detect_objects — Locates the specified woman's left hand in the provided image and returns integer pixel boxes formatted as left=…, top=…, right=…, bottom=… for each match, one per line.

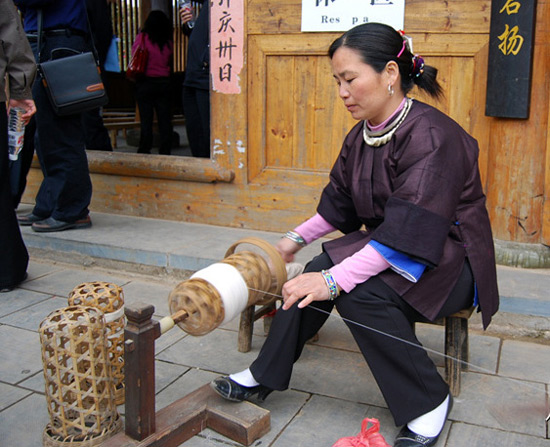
left=281, top=272, right=330, bottom=310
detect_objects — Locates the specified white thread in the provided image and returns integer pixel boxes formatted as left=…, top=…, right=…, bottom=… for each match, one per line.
left=103, top=306, right=124, bottom=323
left=192, top=263, right=248, bottom=323
left=159, top=316, right=175, bottom=334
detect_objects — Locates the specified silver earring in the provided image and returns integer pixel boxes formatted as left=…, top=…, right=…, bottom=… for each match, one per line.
left=388, top=84, right=394, bottom=97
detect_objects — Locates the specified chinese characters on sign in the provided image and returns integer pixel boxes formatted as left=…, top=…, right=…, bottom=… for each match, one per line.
left=486, top=0, right=537, bottom=118
left=211, top=0, right=244, bottom=94
left=301, top=0, right=404, bottom=32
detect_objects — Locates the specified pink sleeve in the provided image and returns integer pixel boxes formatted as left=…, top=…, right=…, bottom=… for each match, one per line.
left=294, top=213, right=337, bottom=244
left=329, top=244, right=391, bottom=293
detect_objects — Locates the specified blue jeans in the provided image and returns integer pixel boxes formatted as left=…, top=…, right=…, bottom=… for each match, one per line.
left=30, top=33, right=92, bottom=222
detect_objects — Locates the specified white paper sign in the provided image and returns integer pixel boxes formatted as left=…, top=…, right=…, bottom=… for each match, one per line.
left=301, top=0, right=405, bottom=32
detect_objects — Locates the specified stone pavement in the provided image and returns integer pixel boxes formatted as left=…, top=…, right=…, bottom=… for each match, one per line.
left=1, top=206, right=550, bottom=446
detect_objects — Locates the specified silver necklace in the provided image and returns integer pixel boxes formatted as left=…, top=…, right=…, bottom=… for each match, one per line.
left=363, top=98, right=413, bottom=147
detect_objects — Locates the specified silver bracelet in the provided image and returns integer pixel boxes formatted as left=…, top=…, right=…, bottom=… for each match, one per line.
left=321, top=270, right=339, bottom=301
left=284, top=230, right=307, bottom=247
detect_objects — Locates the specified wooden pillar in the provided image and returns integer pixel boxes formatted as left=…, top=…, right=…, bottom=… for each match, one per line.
left=140, top=0, right=152, bottom=26
left=124, top=303, right=160, bottom=440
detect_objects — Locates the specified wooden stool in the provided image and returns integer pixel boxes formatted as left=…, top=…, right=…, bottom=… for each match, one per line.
left=238, top=302, right=276, bottom=352
left=423, top=307, right=475, bottom=397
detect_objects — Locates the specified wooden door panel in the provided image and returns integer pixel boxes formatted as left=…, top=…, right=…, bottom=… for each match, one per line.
left=248, top=33, right=487, bottom=190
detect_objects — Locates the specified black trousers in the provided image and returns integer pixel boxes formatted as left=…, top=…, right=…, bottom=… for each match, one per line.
left=135, top=77, right=173, bottom=155
left=182, top=86, right=210, bottom=158
left=30, top=34, right=92, bottom=222
left=250, top=252, right=473, bottom=426
left=0, top=102, right=28, bottom=289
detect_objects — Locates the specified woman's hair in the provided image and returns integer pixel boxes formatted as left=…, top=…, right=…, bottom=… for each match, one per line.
left=142, top=10, right=173, bottom=50
left=328, top=23, right=443, bottom=99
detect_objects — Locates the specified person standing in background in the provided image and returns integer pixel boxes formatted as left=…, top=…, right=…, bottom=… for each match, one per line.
left=0, top=0, right=37, bottom=291
left=82, top=0, right=114, bottom=152
left=131, top=10, right=174, bottom=155
left=180, top=0, right=210, bottom=158
left=15, top=0, right=94, bottom=232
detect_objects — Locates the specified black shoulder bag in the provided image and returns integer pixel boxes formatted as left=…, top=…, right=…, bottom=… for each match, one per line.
left=36, top=9, right=109, bottom=116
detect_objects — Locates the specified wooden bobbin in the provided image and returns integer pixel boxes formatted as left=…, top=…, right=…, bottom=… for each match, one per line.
left=166, top=237, right=286, bottom=337
left=168, top=278, right=225, bottom=336
left=221, top=251, right=272, bottom=306
left=68, top=282, right=125, bottom=405
left=39, top=306, right=122, bottom=446
left=224, top=237, right=287, bottom=306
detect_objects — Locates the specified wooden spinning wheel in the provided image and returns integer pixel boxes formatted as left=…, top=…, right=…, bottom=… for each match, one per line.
left=168, top=278, right=224, bottom=336
left=166, top=237, right=287, bottom=336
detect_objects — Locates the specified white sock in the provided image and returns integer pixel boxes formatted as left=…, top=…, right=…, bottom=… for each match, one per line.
left=407, top=395, right=450, bottom=437
left=229, top=368, right=260, bottom=387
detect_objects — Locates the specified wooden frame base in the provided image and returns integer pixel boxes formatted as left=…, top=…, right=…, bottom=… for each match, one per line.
left=101, top=384, right=270, bottom=447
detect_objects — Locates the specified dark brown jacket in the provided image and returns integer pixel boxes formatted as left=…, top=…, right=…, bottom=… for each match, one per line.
left=0, top=0, right=36, bottom=103
left=319, top=100, right=499, bottom=328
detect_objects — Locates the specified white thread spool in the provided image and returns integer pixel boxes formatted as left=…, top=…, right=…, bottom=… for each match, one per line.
left=191, top=263, right=249, bottom=324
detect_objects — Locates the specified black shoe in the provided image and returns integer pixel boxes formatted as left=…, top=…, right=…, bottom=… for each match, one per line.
left=210, top=376, right=273, bottom=403
left=0, top=273, right=28, bottom=293
left=394, top=395, right=453, bottom=447
left=17, top=213, right=46, bottom=226
left=31, top=215, right=92, bottom=233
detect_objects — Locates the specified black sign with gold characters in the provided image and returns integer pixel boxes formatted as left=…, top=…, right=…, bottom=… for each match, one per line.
left=485, top=0, right=537, bottom=119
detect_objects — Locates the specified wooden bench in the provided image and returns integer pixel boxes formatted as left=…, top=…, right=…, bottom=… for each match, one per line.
left=238, top=304, right=474, bottom=397
left=102, top=109, right=186, bottom=148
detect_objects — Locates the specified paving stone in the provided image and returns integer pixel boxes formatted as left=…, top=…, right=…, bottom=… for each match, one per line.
left=155, top=324, right=189, bottom=354
left=447, top=421, right=550, bottom=446
left=416, top=323, right=501, bottom=374
left=0, top=288, right=53, bottom=319
left=291, top=343, right=387, bottom=408
left=0, top=325, right=42, bottom=384
left=121, top=278, right=176, bottom=317
left=498, top=265, right=550, bottom=301
left=499, top=339, right=550, bottom=383
left=308, top=309, right=360, bottom=352
left=0, top=296, right=67, bottom=332
left=19, top=267, right=131, bottom=298
left=18, top=370, right=45, bottom=394
left=155, top=359, right=190, bottom=394
left=450, top=372, right=546, bottom=437
left=156, top=327, right=262, bottom=374
left=0, top=382, right=31, bottom=411
left=271, top=394, right=374, bottom=447
left=26, top=259, right=63, bottom=280
left=0, top=394, right=50, bottom=447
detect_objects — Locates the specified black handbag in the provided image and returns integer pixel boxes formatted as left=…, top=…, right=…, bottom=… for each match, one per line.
left=36, top=10, right=108, bottom=116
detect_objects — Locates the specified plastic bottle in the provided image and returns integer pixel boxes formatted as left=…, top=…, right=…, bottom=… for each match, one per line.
left=8, top=107, right=25, bottom=161
left=180, top=0, right=195, bottom=28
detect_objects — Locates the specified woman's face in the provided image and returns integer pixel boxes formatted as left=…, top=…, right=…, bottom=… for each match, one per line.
left=331, top=46, right=397, bottom=125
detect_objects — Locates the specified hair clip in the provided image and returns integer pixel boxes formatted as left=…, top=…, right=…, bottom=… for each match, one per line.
left=411, top=55, right=425, bottom=77
left=396, top=31, right=414, bottom=58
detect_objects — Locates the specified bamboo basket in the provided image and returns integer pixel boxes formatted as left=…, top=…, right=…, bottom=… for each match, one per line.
left=68, top=282, right=125, bottom=405
left=39, top=306, right=121, bottom=446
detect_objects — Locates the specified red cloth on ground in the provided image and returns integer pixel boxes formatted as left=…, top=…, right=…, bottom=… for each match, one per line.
left=332, top=418, right=390, bottom=447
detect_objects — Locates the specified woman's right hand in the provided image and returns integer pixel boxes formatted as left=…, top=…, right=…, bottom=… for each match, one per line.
left=275, top=237, right=302, bottom=263
left=179, top=8, right=193, bottom=24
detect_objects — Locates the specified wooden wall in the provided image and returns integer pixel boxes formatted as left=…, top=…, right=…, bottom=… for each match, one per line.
left=23, top=0, right=550, bottom=245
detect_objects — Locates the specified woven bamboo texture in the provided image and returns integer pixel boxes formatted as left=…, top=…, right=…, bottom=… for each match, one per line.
left=39, top=306, right=121, bottom=444
left=68, top=282, right=125, bottom=405
left=221, top=251, right=272, bottom=306
left=224, top=237, right=287, bottom=305
left=168, top=278, right=225, bottom=335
